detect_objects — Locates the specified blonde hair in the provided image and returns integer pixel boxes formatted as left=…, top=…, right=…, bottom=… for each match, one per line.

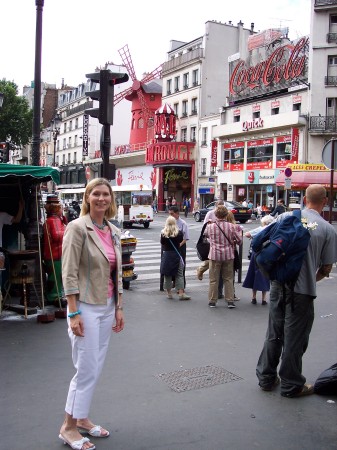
left=226, top=210, right=236, bottom=224
left=81, top=178, right=117, bottom=219
left=161, top=216, right=179, bottom=238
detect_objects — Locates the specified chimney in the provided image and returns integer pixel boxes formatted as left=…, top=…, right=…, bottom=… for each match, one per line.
left=238, top=20, right=243, bottom=27
left=61, top=78, right=64, bottom=89
left=251, top=22, right=254, bottom=33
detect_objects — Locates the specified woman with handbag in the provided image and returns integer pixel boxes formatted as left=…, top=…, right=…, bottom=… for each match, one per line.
left=204, top=205, right=242, bottom=308
left=160, top=216, right=190, bottom=300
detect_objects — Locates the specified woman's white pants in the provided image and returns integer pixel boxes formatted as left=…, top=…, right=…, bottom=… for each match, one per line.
left=65, top=298, right=115, bottom=418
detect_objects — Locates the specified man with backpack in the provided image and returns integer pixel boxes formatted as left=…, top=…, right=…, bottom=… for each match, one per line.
left=256, top=185, right=337, bottom=398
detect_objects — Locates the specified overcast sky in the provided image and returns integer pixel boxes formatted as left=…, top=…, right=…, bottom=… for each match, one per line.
left=3, top=0, right=311, bottom=94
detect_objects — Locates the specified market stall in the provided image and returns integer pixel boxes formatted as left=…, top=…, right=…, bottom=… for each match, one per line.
left=0, top=164, right=60, bottom=317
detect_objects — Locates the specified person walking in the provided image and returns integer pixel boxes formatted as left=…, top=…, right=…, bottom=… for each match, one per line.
left=168, top=205, right=189, bottom=288
left=183, top=197, right=190, bottom=217
left=160, top=216, right=190, bottom=300
left=42, top=194, right=67, bottom=307
left=270, top=198, right=287, bottom=217
left=204, top=205, right=243, bottom=308
left=59, top=178, right=124, bottom=450
left=256, top=184, right=337, bottom=397
left=242, top=215, right=274, bottom=305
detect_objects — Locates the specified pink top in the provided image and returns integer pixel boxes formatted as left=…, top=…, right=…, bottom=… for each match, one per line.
left=94, top=228, right=116, bottom=298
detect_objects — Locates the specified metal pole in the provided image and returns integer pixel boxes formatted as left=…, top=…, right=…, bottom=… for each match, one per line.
left=100, top=124, right=111, bottom=178
left=329, top=140, right=335, bottom=224
left=53, top=132, right=57, bottom=166
left=31, top=0, right=44, bottom=166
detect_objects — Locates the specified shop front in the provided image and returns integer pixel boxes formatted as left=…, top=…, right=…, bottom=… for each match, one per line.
left=145, top=141, right=195, bottom=211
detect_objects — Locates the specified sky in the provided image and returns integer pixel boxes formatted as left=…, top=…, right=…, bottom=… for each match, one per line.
left=2, top=0, right=311, bottom=94
left=1, top=0, right=312, bottom=145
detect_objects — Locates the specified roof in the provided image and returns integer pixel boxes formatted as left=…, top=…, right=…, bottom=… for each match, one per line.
left=0, top=164, right=60, bottom=185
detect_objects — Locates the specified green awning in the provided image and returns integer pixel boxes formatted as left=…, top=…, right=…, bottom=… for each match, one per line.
left=0, top=164, right=60, bottom=185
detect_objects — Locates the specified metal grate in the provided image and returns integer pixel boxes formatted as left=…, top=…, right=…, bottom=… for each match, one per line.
left=157, top=365, right=242, bottom=393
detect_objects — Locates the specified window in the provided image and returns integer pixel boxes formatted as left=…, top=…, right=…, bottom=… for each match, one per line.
left=181, top=128, right=187, bottom=141
left=201, top=127, right=207, bottom=146
left=74, top=152, right=77, bottom=163
left=223, top=149, right=230, bottom=170
left=166, top=79, right=172, bottom=95
left=63, top=138, right=66, bottom=150
left=62, top=154, right=65, bottom=165
left=328, top=55, right=337, bottom=65
left=271, top=107, right=279, bottom=115
left=247, top=139, right=273, bottom=169
left=69, top=120, right=73, bottom=131
left=75, top=118, right=78, bottom=129
left=63, top=123, right=67, bottom=133
left=182, top=100, right=188, bottom=117
left=57, top=141, right=60, bottom=151
left=276, top=136, right=292, bottom=167
left=191, top=98, right=197, bottom=114
left=190, top=126, right=196, bottom=142
left=192, top=69, right=199, bottom=86
left=174, top=76, right=180, bottom=92
left=183, top=72, right=189, bottom=89
left=68, top=137, right=72, bottom=148
left=67, top=152, right=71, bottom=164
left=138, top=117, right=144, bottom=129
left=293, top=103, right=301, bottom=111
left=173, top=103, right=179, bottom=116
left=234, top=115, right=240, bottom=122
left=74, top=135, right=78, bottom=146
left=253, top=111, right=260, bottom=119
left=201, top=158, right=207, bottom=175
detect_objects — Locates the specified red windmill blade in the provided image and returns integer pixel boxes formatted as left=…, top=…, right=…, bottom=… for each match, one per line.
left=114, top=44, right=162, bottom=123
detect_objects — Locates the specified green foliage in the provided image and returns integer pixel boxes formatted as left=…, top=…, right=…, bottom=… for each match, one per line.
left=0, top=79, right=33, bottom=147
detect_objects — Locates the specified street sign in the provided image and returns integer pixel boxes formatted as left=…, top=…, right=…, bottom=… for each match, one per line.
left=284, top=167, right=292, bottom=177
left=322, top=139, right=337, bottom=170
left=285, top=177, right=292, bottom=189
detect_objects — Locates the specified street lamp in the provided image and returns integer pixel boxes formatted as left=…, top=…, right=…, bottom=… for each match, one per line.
left=50, top=113, right=62, bottom=166
left=0, top=92, right=4, bottom=108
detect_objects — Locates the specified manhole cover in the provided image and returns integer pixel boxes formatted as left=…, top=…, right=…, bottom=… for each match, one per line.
left=157, top=365, right=242, bottom=392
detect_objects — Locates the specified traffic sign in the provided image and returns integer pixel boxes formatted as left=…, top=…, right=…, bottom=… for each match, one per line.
left=284, top=167, right=292, bottom=177
left=285, top=177, right=292, bottom=189
left=322, top=139, right=337, bottom=170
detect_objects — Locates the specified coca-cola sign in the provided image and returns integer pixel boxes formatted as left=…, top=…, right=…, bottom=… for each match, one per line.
left=229, top=37, right=309, bottom=100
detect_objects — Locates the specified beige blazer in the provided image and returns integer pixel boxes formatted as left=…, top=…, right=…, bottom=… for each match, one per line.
left=62, top=214, right=123, bottom=305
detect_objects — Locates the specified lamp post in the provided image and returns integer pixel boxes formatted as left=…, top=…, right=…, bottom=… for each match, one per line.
left=51, top=114, right=61, bottom=166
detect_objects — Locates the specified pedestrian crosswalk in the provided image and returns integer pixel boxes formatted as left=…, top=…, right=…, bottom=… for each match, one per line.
left=131, top=237, right=251, bottom=289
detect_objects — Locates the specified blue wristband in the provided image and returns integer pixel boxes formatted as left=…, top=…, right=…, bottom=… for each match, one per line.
left=68, top=310, right=81, bottom=318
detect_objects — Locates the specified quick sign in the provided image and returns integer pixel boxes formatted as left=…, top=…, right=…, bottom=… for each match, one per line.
left=82, top=114, right=89, bottom=156
left=242, top=117, right=264, bottom=132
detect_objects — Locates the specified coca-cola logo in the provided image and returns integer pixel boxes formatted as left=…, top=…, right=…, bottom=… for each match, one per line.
left=230, top=37, right=308, bottom=95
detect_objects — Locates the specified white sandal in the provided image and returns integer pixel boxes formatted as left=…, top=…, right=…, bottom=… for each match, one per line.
left=78, top=425, right=110, bottom=438
left=59, top=433, right=95, bottom=449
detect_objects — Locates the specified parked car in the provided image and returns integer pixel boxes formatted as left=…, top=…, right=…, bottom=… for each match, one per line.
left=193, top=201, right=252, bottom=223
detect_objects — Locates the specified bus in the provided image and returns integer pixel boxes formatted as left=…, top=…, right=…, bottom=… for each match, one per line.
left=113, top=184, right=154, bottom=228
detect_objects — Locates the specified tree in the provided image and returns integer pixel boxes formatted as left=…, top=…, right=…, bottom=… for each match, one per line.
left=0, top=79, right=33, bottom=147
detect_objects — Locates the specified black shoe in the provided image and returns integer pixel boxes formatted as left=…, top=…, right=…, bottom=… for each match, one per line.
left=227, top=301, right=236, bottom=309
left=260, top=376, right=280, bottom=391
left=262, top=300, right=267, bottom=306
left=208, top=302, right=216, bottom=308
left=251, top=298, right=257, bottom=305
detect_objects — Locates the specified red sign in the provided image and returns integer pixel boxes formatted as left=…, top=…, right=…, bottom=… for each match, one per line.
left=242, top=117, right=264, bottom=132
left=247, top=138, right=273, bottom=147
left=146, top=142, right=195, bottom=165
left=291, top=127, right=299, bottom=162
left=211, top=140, right=218, bottom=167
left=85, top=166, right=90, bottom=180
left=229, top=37, right=308, bottom=96
left=223, top=142, right=245, bottom=149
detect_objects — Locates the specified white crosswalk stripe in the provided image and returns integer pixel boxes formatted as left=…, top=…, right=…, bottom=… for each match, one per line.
left=131, top=238, right=250, bottom=287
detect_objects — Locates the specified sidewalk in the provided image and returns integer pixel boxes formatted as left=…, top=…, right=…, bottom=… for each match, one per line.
left=1, top=267, right=337, bottom=449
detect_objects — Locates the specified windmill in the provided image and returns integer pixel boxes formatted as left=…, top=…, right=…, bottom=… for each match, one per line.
left=114, top=44, right=163, bottom=145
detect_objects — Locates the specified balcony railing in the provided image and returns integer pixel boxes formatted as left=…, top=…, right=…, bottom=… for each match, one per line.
left=327, top=32, right=337, bottom=43
left=325, top=75, right=337, bottom=85
left=315, top=0, right=337, bottom=7
left=310, top=115, right=337, bottom=132
left=162, top=48, right=204, bottom=73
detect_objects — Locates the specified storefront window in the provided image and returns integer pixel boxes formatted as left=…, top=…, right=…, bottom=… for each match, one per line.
left=223, top=142, right=244, bottom=171
left=247, top=138, right=273, bottom=170
left=276, top=135, right=292, bottom=168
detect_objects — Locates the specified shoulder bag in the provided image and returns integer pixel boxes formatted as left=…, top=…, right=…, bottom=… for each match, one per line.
left=196, top=222, right=210, bottom=261
left=215, top=222, right=241, bottom=271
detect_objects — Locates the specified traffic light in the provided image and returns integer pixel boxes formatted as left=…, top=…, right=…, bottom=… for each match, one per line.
left=0, top=142, right=9, bottom=163
left=85, top=69, right=129, bottom=125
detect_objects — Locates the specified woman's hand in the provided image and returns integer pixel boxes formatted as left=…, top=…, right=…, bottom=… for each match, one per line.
left=70, top=315, right=85, bottom=337
left=112, top=309, right=124, bottom=333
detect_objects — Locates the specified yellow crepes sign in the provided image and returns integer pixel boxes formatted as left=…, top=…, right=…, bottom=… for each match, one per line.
left=287, top=163, right=329, bottom=171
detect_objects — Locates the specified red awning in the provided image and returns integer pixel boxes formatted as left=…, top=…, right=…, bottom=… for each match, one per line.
left=276, top=171, right=337, bottom=188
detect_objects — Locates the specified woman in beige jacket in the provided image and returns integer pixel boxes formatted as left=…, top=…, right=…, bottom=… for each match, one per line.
left=59, top=178, right=124, bottom=450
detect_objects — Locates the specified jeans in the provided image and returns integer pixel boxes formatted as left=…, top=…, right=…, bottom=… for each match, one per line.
left=256, top=281, right=315, bottom=396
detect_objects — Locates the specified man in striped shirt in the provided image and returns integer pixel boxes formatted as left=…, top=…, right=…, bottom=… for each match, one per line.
left=204, top=205, right=243, bottom=308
